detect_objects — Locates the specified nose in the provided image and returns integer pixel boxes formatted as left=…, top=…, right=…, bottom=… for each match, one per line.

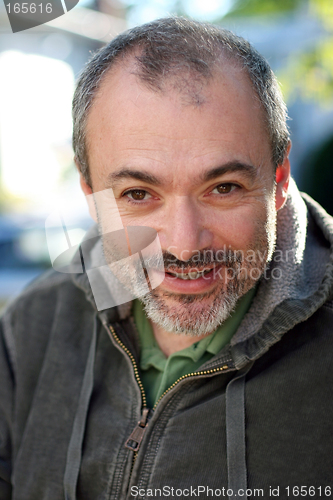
left=160, top=196, right=214, bottom=261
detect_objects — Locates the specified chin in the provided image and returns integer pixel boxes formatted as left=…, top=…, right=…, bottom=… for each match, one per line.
left=140, top=285, right=240, bottom=337
left=140, top=257, right=266, bottom=336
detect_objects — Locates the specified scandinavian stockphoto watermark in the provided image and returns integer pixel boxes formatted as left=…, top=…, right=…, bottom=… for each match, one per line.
left=3, top=0, right=79, bottom=33
left=163, top=246, right=294, bottom=283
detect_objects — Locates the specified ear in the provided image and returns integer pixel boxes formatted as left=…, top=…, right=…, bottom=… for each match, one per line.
left=275, top=142, right=291, bottom=211
left=79, top=172, right=93, bottom=197
left=76, top=159, right=98, bottom=222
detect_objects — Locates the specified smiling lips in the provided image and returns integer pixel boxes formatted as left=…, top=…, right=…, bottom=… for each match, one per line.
left=155, top=264, right=221, bottom=294
left=165, top=266, right=215, bottom=280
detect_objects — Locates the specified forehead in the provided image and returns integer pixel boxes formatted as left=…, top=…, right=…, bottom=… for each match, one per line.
left=85, top=58, right=272, bottom=184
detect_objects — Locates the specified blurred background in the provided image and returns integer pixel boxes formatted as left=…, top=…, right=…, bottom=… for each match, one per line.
left=0, top=0, right=333, bottom=310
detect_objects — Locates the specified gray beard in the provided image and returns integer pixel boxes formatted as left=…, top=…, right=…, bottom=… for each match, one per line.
left=138, top=250, right=267, bottom=337
left=140, top=285, right=239, bottom=337
left=103, top=244, right=272, bottom=337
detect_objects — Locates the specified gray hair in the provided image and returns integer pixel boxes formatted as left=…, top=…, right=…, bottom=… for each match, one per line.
left=72, top=17, right=290, bottom=185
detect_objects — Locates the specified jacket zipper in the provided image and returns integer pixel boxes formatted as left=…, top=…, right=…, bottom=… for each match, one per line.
left=125, top=408, right=150, bottom=451
left=109, top=325, right=231, bottom=448
left=108, top=324, right=232, bottom=493
left=108, top=325, right=149, bottom=486
left=153, top=364, right=230, bottom=410
left=109, top=325, right=147, bottom=408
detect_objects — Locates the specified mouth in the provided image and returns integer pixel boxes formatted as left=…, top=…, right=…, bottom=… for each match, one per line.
left=165, top=265, right=216, bottom=280
left=152, top=264, right=221, bottom=294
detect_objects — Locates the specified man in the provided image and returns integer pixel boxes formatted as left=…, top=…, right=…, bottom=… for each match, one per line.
left=0, top=17, right=332, bottom=500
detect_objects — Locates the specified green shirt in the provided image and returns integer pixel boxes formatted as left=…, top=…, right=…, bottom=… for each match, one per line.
left=133, top=287, right=256, bottom=408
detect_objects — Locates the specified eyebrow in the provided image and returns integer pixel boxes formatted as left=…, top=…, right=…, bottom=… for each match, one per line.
left=200, top=161, right=257, bottom=183
left=107, top=168, right=164, bottom=187
left=107, top=161, right=257, bottom=188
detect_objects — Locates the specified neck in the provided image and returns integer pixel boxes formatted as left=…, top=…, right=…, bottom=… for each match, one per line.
left=150, top=321, right=211, bottom=357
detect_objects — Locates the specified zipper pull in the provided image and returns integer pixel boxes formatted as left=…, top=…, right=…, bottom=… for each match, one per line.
left=125, top=408, right=150, bottom=452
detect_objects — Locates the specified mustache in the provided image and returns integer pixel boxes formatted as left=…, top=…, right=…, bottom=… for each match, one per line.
left=161, top=249, right=243, bottom=271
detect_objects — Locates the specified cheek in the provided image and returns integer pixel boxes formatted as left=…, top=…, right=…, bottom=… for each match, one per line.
left=209, top=205, right=270, bottom=251
left=116, top=210, right=158, bottom=229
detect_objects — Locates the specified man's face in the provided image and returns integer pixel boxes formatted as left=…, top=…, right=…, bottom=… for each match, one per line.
left=83, top=60, right=289, bottom=335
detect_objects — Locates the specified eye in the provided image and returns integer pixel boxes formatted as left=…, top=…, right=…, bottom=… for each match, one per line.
left=123, top=189, right=152, bottom=202
left=212, top=183, right=238, bottom=195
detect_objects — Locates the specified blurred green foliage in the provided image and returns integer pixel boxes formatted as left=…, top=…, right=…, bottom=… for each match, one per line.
left=278, top=2, right=333, bottom=106
left=226, top=0, right=333, bottom=106
left=226, top=0, right=303, bottom=17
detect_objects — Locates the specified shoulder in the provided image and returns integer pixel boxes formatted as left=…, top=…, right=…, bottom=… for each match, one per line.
left=0, top=270, right=95, bottom=380
left=3, top=269, right=89, bottom=327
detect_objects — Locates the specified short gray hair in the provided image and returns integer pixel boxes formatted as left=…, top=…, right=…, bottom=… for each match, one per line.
left=72, top=17, right=290, bottom=185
